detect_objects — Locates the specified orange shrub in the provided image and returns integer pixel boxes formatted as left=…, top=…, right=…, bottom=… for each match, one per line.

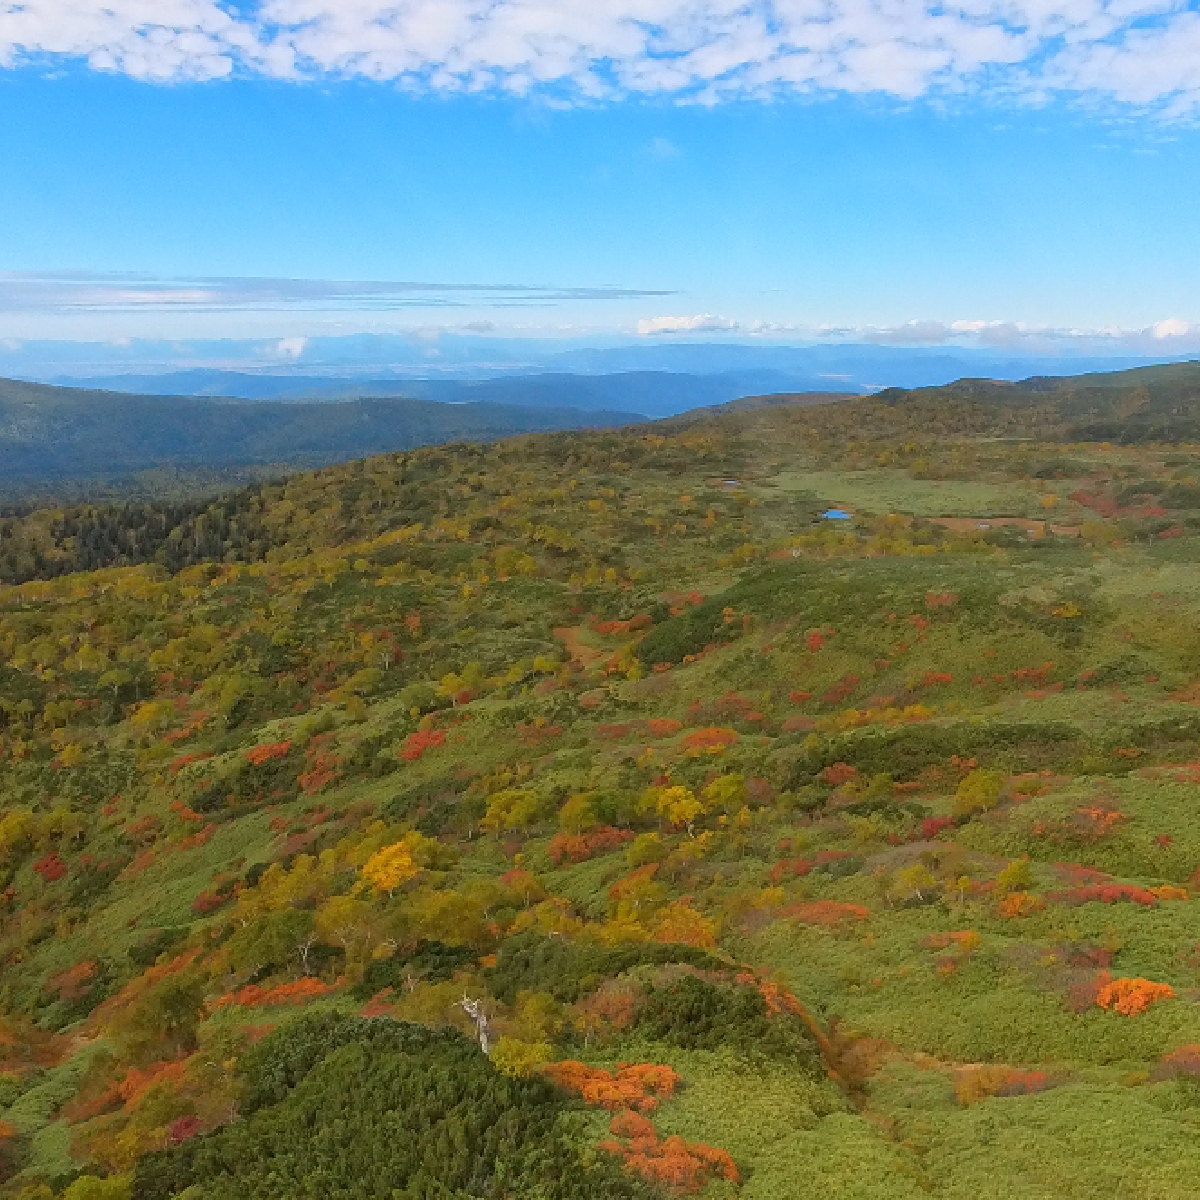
left=245, top=740, right=291, bottom=765
left=601, top=1112, right=739, bottom=1194
left=1151, top=884, right=1189, bottom=901
left=999, top=893, right=1046, bottom=918
left=681, top=727, right=738, bottom=753
left=541, top=1060, right=679, bottom=1112
left=212, top=976, right=332, bottom=1010
left=118, top=1059, right=189, bottom=1110
left=1097, top=977, right=1175, bottom=1016
left=646, top=718, right=683, bottom=738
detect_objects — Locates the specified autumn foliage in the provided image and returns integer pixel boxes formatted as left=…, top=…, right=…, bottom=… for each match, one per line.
left=1096, top=976, right=1175, bottom=1016
left=541, top=1060, right=680, bottom=1112
left=213, top=976, right=333, bottom=1010
left=601, top=1110, right=739, bottom=1195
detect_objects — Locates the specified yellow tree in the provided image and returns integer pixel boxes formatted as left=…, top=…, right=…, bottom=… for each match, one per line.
left=360, top=835, right=423, bottom=896
left=654, top=785, right=705, bottom=837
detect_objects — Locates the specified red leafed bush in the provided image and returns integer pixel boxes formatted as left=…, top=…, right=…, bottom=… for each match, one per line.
left=32, top=852, right=67, bottom=882
left=769, top=849, right=855, bottom=884
left=821, top=673, right=861, bottom=706
left=595, top=722, right=634, bottom=740
left=1053, top=862, right=1112, bottom=885
left=1056, top=882, right=1158, bottom=907
left=914, top=671, right=953, bottom=688
left=920, top=816, right=954, bottom=840
left=549, top=826, right=635, bottom=865
left=298, top=749, right=342, bottom=793
left=399, top=728, right=446, bottom=762
left=245, top=740, right=292, bottom=765
left=190, top=883, right=234, bottom=915
left=169, top=1115, right=202, bottom=1143
left=820, top=761, right=857, bottom=786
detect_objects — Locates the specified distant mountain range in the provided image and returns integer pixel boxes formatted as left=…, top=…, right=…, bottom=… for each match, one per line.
left=0, top=376, right=646, bottom=492
left=5, top=358, right=1199, bottom=500
left=15, top=337, right=1187, bottom=399
left=55, top=369, right=838, bottom=419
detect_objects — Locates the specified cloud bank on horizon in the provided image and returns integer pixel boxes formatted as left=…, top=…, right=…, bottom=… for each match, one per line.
left=634, top=314, right=1200, bottom=352
left=1, top=0, right=1199, bottom=117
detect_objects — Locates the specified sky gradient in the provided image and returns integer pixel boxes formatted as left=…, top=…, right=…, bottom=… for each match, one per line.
left=1, top=2, right=1199, bottom=357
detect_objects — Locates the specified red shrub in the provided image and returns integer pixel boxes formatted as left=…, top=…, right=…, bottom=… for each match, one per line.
left=820, top=762, right=857, bottom=786
left=821, top=673, right=861, bottom=706
left=399, top=729, right=446, bottom=762
left=920, top=816, right=954, bottom=840
left=549, top=826, right=635, bottom=865
left=595, top=723, right=634, bottom=740
left=681, top=727, right=738, bottom=752
left=32, top=853, right=67, bottom=882
left=1056, top=883, right=1157, bottom=907
left=169, top=1115, right=202, bottom=1143
left=769, top=849, right=854, bottom=883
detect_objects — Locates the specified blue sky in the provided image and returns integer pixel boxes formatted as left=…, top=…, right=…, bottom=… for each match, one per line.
left=2, top=0, right=1199, bottom=357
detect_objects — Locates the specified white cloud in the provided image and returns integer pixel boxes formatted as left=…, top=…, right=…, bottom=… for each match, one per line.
left=1152, top=318, right=1192, bottom=339
left=636, top=313, right=740, bottom=335
left=1, top=1, right=1200, bottom=115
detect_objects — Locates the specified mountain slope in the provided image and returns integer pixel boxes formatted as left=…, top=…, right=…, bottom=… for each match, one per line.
left=6, top=361, right=1200, bottom=1196
left=0, top=376, right=645, bottom=485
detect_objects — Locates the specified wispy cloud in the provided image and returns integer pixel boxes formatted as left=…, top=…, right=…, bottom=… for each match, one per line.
left=0, top=272, right=673, bottom=315
left=2, top=1, right=1199, bottom=117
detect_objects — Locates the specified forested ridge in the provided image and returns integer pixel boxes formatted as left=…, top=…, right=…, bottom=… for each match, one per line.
left=7, top=363, right=1200, bottom=1198
left=0, top=375, right=643, bottom=495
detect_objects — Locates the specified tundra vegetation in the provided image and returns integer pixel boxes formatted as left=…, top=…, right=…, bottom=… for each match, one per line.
left=5, top=363, right=1200, bottom=1198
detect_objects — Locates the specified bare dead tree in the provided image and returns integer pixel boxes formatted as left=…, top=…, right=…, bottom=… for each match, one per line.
left=459, top=996, right=491, bottom=1055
